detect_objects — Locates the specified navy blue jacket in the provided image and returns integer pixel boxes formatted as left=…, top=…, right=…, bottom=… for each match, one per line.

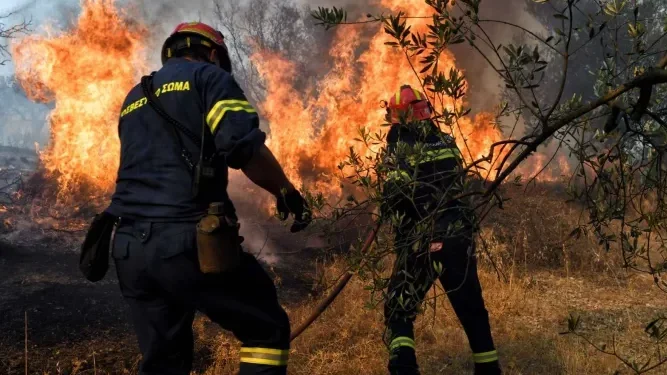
left=107, top=58, right=265, bottom=221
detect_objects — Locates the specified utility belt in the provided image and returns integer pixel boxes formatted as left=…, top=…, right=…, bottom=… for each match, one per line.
left=109, top=202, right=242, bottom=275
left=79, top=202, right=242, bottom=282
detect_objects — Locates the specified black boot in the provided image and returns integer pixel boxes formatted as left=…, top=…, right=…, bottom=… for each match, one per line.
left=388, top=347, right=420, bottom=375
left=474, top=360, right=502, bottom=375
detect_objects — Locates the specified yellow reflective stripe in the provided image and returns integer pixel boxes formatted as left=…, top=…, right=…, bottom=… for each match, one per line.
left=472, top=350, right=498, bottom=363
left=239, top=347, right=289, bottom=366
left=407, top=148, right=461, bottom=166
left=412, top=88, right=421, bottom=100
left=389, top=336, right=415, bottom=351
left=395, top=91, right=401, bottom=104
left=240, top=357, right=287, bottom=366
left=241, top=348, right=287, bottom=355
left=206, top=99, right=256, bottom=133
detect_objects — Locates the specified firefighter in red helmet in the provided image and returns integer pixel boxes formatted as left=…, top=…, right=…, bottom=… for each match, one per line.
left=107, top=21, right=310, bottom=375
left=380, top=85, right=501, bottom=375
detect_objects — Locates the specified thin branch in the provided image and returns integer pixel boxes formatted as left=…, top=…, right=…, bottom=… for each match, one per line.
left=477, top=19, right=564, bottom=56
left=545, top=2, right=574, bottom=121
left=486, top=68, right=667, bottom=196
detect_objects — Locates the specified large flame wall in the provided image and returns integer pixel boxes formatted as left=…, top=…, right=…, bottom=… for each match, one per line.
left=9, top=0, right=568, bottom=207
left=255, top=0, right=505, bottom=195
left=11, top=0, right=148, bottom=201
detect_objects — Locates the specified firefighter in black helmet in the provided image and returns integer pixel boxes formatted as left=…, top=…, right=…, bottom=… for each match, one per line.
left=381, top=85, right=501, bottom=375
left=106, top=22, right=311, bottom=375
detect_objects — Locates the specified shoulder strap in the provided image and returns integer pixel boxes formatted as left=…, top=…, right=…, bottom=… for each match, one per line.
left=140, top=73, right=198, bottom=172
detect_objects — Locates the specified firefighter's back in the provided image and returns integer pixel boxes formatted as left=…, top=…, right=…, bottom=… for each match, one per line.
left=108, top=59, right=228, bottom=221
left=385, top=122, right=469, bottom=220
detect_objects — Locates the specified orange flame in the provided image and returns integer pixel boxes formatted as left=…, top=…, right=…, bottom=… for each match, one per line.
left=9, top=0, right=570, bottom=216
left=11, top=0, right=147, bottom=203
left=254, top=0, right=509, bottom=195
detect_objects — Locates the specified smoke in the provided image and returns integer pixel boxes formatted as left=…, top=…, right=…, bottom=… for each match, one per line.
left=445, top=0, right=547, bottom=113
left=0, top=78, right=49, bottom=150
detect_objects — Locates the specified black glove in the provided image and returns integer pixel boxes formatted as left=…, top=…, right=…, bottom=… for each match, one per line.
left=276, top=189, right=312, bottom=233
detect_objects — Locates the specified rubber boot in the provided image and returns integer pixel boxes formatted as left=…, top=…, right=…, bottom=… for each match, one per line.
left=388, top=347, right=420, bottom=375
left=474, top=360, right=502, bottom=375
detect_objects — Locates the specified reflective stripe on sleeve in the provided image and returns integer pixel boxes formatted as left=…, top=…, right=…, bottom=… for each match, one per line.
left=472, top=350, right=498, bottom=363
left=389, top=336, right=415, bottom=351
left=206, top=99, right=257, bottom=134
left=239, top=347, right=289, bottom=366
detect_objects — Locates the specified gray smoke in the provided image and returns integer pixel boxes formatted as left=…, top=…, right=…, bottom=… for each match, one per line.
left=0, top=78, right=50, bottom=149
left=446, top=0, right=547, bottom=113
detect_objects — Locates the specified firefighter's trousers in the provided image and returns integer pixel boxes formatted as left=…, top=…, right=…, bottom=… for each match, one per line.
left=112, top=220, right=290, bottom=375
left=384, top=226, right=499, bottom=374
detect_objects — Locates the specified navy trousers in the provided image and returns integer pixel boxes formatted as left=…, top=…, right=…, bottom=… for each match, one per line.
left=112, top=220, right=290, bottom=375
left=384, top=225, right=499, bottom=374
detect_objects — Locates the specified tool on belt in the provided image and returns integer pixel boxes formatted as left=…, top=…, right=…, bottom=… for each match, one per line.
left=196, top=202, right=241, bottom=273
left=140, top=73, right=241, bottom=274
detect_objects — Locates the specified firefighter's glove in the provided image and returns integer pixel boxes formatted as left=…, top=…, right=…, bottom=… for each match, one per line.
left=276, top=189, right=312, bottom=233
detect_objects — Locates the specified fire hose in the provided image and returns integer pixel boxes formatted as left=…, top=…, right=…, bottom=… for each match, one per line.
left=289, top=222, right=381, bottom=341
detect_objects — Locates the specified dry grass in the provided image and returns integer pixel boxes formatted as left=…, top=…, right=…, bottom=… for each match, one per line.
left=201, top=261, right=667, bottom=375
left=200, top=186, right=667, bottom=375
left=481, top=184, right=621, bottom=275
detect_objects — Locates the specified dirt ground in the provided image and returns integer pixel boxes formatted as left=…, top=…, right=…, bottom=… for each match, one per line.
left=0, top=225, right=323, bottom=374
left=0, top=236, right=138, bottom=373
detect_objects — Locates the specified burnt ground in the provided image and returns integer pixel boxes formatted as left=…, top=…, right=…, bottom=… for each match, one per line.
left=0, top=239, right=139, bottom=373
left=0, top=154, right=367, bottom=374
left=0, top=225, right=333, bottom=375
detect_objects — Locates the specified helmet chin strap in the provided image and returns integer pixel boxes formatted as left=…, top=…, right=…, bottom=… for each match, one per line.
left=208, top=50, right=219, bottom=66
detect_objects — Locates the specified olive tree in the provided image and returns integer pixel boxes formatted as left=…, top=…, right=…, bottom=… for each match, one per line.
left=308, top=0, right=667, bottom=372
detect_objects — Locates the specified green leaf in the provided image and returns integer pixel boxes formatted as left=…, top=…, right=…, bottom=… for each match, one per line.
left=553, top=14, right=568, bottom=20
left=420, top=63, right=434, bottom=73
left=502, top=46, right=513, bottom=57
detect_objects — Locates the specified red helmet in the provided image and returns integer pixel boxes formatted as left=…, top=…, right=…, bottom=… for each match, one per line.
left=387, top=84, right=432, bottom=124
left=161, top=22, right=232, bottom=73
